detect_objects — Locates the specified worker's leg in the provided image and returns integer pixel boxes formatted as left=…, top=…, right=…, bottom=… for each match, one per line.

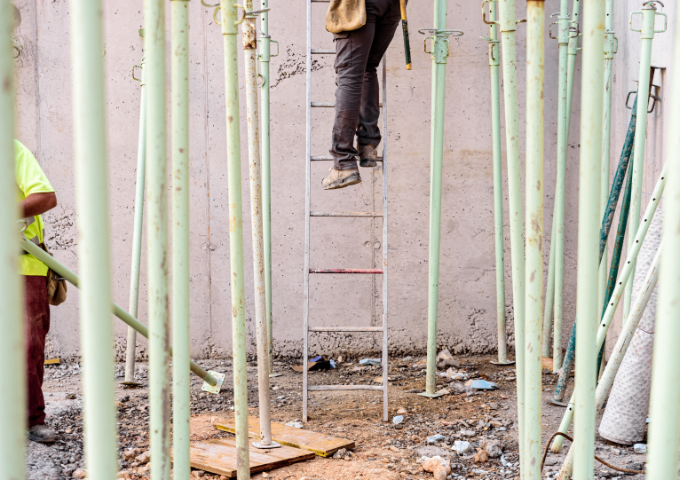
left=24, top=275, right=51, bottom=431
left=330, top=23, right=376, bottom=170
left=357, top=1, right=401, bottom=148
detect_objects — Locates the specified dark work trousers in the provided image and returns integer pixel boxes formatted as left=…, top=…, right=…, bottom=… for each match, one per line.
left=24, top=275, right=50, bottom=427
left=330, top=0, right=401, bottom=170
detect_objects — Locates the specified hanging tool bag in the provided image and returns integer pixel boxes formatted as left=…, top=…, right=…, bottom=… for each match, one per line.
left=31, top=243, right=68, bottom=306
left=326, top=0, right=366, bottom=33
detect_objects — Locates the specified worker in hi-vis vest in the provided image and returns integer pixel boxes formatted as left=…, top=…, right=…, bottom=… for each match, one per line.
left=321, top=0, right=402, bottom=190
left=15, top=139, right=58, bottom=444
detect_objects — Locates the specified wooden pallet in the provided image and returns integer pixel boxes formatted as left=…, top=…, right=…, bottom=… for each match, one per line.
left=188, top=438, right=315, bottom=478
left=215, top=417, right=355, bottom=457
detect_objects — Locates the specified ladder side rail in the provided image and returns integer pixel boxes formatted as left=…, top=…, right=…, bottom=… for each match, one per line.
left=303, top=0, right=313, bottom=422
left=381, top=59, right=389, bottom=422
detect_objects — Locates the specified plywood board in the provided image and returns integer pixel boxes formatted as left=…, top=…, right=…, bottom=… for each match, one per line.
left=215, top=417, right=355, bottom=457
left=188, top=438, right=315, bottom=478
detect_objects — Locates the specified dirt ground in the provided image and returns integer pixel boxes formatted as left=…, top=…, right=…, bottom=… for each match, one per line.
left=30, top=355, right=648, bottom=479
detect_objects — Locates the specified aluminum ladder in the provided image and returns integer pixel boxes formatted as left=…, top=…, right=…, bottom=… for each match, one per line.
left=303, top=0, right=389, bottom=422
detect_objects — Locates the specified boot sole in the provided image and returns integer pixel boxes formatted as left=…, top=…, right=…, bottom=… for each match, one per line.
left=28, top=432, right=55, bottom=444
left=360, top=159, right=378, bottom=168
left=322, top=175, right=361, bottom=190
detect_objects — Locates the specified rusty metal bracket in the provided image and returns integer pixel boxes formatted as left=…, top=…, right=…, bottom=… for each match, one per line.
left=480, top=36, right=500, bottom=63
left=481, top=0, right=499, bottom=25
left=626, top=88, right=661, bottom=113
left=418, top=28, right=463, bottom=64
left=131, top=65, right=142, bottom=82
left=213, top=6, right=222, bottom=25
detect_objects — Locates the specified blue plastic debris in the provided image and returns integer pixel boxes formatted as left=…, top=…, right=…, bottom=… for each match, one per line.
left=467, top=380, right=499, bottom=390
left=360, top=358, right=381, bottom=366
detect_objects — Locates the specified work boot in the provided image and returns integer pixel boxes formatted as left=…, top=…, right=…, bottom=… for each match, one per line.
left=321, top=167, right=361, bottom=190
left=358, top=143, right=379, bottom=168
left=28, top=424, right=56, bottom=444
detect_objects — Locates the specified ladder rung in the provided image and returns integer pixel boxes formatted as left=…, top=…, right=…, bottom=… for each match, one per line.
left=309, top=326, right=384, bottom=332
left=308, top=385, right=384, bottom=391
left=310, top=155, right=383, bottom=162
left=309, top=269, right=383, bottom=274
left=311, top=102, right=383, bottom=108
left=310, top=211, right=383, bottom=218
left=311, top=49, right=336, bottom=55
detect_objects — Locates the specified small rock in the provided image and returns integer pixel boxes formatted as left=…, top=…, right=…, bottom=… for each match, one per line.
left=633, top=444, right=646, bottom=454
left=611, top=447, right=621, bottom=456
left=422, top=456, right=451, bottom=480
left=333, top=448, right=347, bottom=459
left=192, top=470, right=206, bottom=477
left=427, top=434, right=446, bottom=444
left=285, top=421, right=303, bottom=429
left=73, top=469, right=87, bottom=479
left=66, top=393, right=76, bottom=400
left=117, top=472, right=132, bottom=480
left=460, top=429, right=476, bottom=437
left=474, top=448, right=489, bottom=463
left=135, top=451, right=151, bottom=464
left=483, top=439, right=503, bottom=458
left=453, top=440, right=472, bottom=455
left=436, top=349, right=460, bottom=369
left=122, top=449, right=137, bottom=461
left=397, top=407, right=408, bottom=415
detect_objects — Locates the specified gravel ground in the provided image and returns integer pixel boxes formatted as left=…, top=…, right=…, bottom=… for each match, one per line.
left=29, top=355, right=648, bottom=479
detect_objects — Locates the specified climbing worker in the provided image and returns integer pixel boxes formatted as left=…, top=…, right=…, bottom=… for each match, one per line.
left=321, top=0, right=402, bottom=190
left=15, top=139, right=58, bottom=443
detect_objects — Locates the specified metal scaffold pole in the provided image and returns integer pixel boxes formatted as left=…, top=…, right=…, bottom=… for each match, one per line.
left=645, top=6, right=680, bottom=478
left=482, top=0, right=512, bottom=367
left=573, top=0, right=605, bottom=477
left=259, top=0, right=277, bottom=376
left=525, top=2, right=544, bottom=478
left=241, top=0, right=279, bottom=449
left=496, top=0, right=526, bottom=464
left=422, top=0, right=463, bottom=399
left=218, top=0, right=252, bottom=474
left=0, top=0, right=26, bottom=477
left=624, top=1, right=666, bottom=319
left=597, top=0, right=615, bottom=329
left=69, top=0, right=119, bottom=476
left=171, top=0, right=191, bottom=476
left=543, top=0, right=569, bottom=369
left=551, top=162, right=667, bottom=461
left=542, top=0, right=576, bottom=371
left=124, top=55, right=147, bottom=386
left=144, top=0, right=171, bottom=475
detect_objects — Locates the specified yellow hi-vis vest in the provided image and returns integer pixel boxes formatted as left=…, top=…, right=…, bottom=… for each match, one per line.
left=15, top=140, right=55, bottom=276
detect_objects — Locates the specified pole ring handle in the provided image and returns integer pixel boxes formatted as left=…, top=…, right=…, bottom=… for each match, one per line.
left=481, top=0, right=499, bottom=25
left=131, top=65, right=142, bottom=82
left=654, top=11, right=667, bottom=33
left=213, top=6, right=222, bottom=25
left=201, top=0, right=220, bottom=7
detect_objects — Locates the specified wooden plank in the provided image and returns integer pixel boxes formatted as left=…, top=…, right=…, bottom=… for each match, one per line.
left=215, top=417, right=355, bottom=458
left=188, top=438, right=315, bottom=478
left=44, top=358, right=61, bottom=365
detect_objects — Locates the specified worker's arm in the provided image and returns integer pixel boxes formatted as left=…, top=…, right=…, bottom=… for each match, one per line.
left=21, top=192, right=57, bottom=218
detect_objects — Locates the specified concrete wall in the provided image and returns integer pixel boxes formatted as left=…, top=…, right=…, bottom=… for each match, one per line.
left=15, top=0, right=658, bottom=362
